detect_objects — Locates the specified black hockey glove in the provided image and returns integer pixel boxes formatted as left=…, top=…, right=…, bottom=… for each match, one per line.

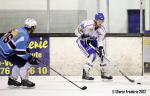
left=28, top=57, right=41, bottom=65
left=97, top=46, right=105, bottom=57
left=84, top=38, right=92, bottom=45
left=81, top=34, right=97, bottom=45
left=81, top=34, right=89, bottom=39
left=26, top=48, right=30, bottom=53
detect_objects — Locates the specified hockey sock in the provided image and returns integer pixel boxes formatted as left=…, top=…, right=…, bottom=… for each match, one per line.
left=84, top=62, right=93, bottom=73
left=10, top=65, right=20, bottom=80
left=20, top=63, right=31, bottom=80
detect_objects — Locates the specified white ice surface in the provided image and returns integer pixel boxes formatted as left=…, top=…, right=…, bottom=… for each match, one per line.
left=0, top=76, right=150, bottom=96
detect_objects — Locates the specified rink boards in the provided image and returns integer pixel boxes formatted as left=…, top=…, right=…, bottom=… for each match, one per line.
left=50, top=37, right=142, bottom=76
left=0, top=36, right=144, bottom=76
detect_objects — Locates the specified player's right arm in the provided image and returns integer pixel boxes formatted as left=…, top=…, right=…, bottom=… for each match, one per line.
left=75, top=21, right=86, bottom=38
left=75, top=26, right=91, bottom=42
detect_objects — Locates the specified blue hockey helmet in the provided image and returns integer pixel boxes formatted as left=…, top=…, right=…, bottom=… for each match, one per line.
left=95, top=12, right=104, bottom=20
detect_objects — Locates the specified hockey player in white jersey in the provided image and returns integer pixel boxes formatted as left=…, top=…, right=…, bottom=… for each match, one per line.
left=75, top=12, right=113, bottom=80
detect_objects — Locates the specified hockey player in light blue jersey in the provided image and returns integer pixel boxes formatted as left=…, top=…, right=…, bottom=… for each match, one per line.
left=75, top=12, right=113, bottom=80
left=0, top=18, right=40, bottom=87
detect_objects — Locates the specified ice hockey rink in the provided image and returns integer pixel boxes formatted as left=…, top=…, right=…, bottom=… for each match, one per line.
left=0, top=76, right=150, bottom=96
left=0, top=0, right=150, bottom=96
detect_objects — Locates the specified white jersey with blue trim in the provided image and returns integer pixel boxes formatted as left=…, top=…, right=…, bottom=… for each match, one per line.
left=75, top=20, right=106, bottom=43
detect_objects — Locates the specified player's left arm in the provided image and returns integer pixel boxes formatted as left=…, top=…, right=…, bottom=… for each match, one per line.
left=97, top=25, right=106, bottom=43
left=96, top=26, right=106, bottom=56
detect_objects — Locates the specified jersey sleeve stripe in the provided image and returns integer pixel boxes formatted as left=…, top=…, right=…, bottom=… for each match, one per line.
left=15, top=50, right=26, bottom=55
left=8, top=40, right=16, bottom=49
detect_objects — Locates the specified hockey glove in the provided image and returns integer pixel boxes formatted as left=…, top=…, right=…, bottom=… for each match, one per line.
left=26, top=48, right=30, bottom=53
left=80, top=34, right=90, bottom=39
left=28, top=57, right=41, bottom=65
left=97, top=46, right=105, bottom=57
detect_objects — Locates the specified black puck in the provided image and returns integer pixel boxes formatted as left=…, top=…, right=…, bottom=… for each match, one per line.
left=137, top=82, right=141, bottom=85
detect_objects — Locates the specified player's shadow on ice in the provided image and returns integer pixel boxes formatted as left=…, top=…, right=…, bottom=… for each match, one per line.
left=0, top=86, right=35, bottom=90
left=101, top=79, right=113, bottom=82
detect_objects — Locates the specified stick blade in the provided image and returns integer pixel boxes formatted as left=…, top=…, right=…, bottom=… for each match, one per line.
left=81, top=86, right=87, bottom=90
left=130, top=79, right=135, bottom=83
left=119, top=70, right=135, bottom=83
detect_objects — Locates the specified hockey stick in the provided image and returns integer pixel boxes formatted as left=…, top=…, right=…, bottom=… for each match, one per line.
left=89, top=44, right=135, bottom=83
left=39, top=60, right=87, bottom=90
left=0, top=51, right=86, bottom=90
left=103, top=56, right=135, bottom=83
left=103, top=57, right=142, bottom=85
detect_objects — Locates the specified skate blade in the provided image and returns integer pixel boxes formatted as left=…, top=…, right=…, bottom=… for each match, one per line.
left=22, top=86, right=36, bottom=89
left=101, top=79, right=113, bottom=82
left=7, top=85, right=21, bottom=89
left=82, top=78, right=94, bottom=80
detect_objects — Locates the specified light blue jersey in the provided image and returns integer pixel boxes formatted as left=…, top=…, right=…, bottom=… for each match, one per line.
left=0, top=27, right=31, bottom=60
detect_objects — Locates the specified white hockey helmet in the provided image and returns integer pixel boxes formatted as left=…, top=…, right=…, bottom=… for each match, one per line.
left=25, top=18, right=37, bottom=28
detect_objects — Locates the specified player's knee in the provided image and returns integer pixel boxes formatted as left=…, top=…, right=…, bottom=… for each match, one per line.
left=20, top=63, right=31, bottom=70
left=88, top=52, right=97, bottom=62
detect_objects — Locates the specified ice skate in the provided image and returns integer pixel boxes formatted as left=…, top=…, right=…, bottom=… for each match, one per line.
left=21, top=79, right=35, bottom=87
left=101, top=71, right=113, bottom=80
left=8, top=77, right=21, bottom=86
left=82, top=69, right=94, bottom=80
